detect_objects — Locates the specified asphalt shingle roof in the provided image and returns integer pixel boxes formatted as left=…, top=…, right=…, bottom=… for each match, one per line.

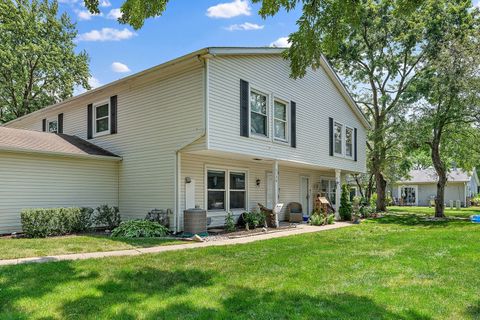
left=398, top=168, right=471, bottom=183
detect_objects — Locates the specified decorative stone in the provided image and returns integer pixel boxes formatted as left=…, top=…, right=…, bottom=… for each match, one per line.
left=262, top=227, right=267, bottom=232
left=192, top=234, right=204, bottom=242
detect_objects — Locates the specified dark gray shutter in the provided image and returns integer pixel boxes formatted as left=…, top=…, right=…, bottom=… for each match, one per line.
left=42, top=119, right=46, bottom=132
left=58, top=113, right=64, bottom=134
left=240, top=79, right=249, bottom=137
left=290, top=101, right=296, bottom=148
left=354, top=128, right=358, bottom=161
left=110, top=95, right=117, bottom=134
left=87, top=104, right=93, bottom=139
left=329, top=117, right=334, bottom=156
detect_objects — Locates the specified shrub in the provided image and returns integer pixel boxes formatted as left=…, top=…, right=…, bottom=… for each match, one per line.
left=21, top=207, right=92, bottom=238
left=111, top=220, right=169, bottom=238
left=95, top=205, right=121, bottom=229
left=327, top=214, right=335, bottom=224
left=145, top=208, right=170, bottom=227
left=339, top=184, right=353, bottom=221
left=242, top=210, right=265, bottom=230
left=309, top=214, right=325, bottom=226
left=370, top=193, right=378, bottom=210
left=225, top=211, right=236, bottom=232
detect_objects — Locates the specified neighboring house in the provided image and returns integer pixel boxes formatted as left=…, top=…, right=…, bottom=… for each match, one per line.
left=391, top=168, right=479, bottom=207
left=0, top=47, right=369, bottom=234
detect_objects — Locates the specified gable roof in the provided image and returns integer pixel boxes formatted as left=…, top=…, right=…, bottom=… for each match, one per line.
left=4, top=47, right=370, bottom=129
left=398, top=168, right=474, bottom=184
left=0, top=127, right=120, bottom=160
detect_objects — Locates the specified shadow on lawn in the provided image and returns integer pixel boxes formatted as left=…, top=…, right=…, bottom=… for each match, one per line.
left=0, top=261, right=433, bottom=320
left=370, top=213, right=468, bottom=228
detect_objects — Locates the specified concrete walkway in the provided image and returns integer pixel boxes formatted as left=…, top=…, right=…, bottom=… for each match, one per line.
left=0, top=222, right=353, bottom=266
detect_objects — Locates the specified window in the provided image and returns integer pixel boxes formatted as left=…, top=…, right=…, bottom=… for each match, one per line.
left=207, top=169, right=246, bottom=211
left=345, top=127, right=353, bottom=158
left=274, top=100, right=288, bottom=141
left=207, top=170, right=225, bottom=210
left=334, top=122, right=343, bottom=155
left=321, top=179, right=337, bottom=205
left=250, top=90, right=268, bottom=136
left=399, top=186, right=417, bottom=206
left=48, top=120, right=58, bottom=133
left=94, top=101, right=110, bottom=136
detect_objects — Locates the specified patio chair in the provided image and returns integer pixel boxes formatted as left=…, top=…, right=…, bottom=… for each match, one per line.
left=286, top=202, right=303, bottom=223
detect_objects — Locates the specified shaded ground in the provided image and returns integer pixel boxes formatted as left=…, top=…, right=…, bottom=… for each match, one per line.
left=387, top=205, right=480, bottom=218
left=1, top=214, right=479, bottom=319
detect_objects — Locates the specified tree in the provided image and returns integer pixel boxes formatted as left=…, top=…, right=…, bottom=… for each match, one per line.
left=339, top=184, right=352, bottom=221
left=0, top=0, right=90, bottom=123
left=407, top=31, right=480, bottom=217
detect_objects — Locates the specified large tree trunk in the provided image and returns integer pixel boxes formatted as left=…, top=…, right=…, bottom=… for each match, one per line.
left=431, top=135, right=446, bottom=218
left=375, top=172, right=387, bottom=212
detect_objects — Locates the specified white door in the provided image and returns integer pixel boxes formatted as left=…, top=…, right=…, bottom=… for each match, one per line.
left=266, top=172, right=274, bottom=208
left=300, top=176, right=310, bottom=215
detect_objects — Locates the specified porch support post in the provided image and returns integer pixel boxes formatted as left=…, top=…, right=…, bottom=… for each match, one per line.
left=335, top=169, right=341, bottom=220
left=273, top=160, right=279, bottom=227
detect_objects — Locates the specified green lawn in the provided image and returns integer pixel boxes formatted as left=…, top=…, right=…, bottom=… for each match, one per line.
left=1, top=215, right=480, bottom=319
left=0, top=235, right=182, bottom=260
left=388, top=205, right=480, bottom=218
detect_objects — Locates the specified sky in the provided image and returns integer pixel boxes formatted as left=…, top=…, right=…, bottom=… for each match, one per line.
left=58, top=0, right=302, bottom=95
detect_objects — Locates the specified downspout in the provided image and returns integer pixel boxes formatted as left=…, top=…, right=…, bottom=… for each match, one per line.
left=173, top=54, right=210, bottom=234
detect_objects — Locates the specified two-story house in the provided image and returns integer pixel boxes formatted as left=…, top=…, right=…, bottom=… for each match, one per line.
left=0, top=47, right=369, bottom=233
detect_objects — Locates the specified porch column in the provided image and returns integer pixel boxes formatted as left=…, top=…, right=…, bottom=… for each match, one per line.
left=273, top=160, right=279, bottom=227
left=335, top=169, right=341, bottom=220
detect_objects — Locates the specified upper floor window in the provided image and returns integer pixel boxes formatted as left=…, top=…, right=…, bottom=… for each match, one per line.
left=334, top=122, right=343, bottom=155
left=48, top=120, right=58, bottom=133
left=94, top=101, right=110, bottom=137
left=274, top=100, right=288, bottom=141
left=345, top=127, right=353, bottom=158
left=250, top=90, right=268, bottom=137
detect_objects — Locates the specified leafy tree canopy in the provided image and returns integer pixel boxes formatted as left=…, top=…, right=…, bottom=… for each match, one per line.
left=0, top=0, right=90, bottom=123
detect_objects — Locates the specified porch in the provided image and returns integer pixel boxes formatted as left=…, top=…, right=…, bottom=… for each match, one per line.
left=174, top=150, right=355, bottom=232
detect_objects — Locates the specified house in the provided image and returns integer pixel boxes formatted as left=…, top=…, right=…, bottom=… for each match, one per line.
left=0, top=47, right=369, bottom=234
left=391, top=168, right=479, bottom=207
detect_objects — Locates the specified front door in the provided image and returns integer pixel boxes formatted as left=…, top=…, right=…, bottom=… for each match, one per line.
left=300, top=176, right=310, bottom=215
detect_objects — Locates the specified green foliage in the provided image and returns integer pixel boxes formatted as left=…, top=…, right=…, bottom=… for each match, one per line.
left=0, top=0, right=90, bottom=123
left=111, top=220, right=169, bottom=238
left=370, top=193, right=378, bottom=210
left=339, top=184, right=352, bottom=221
left=224, top=211, right=236, bottom=232
left=309, top=213, right=325, bottom=226
left=242, top=210, right=265, bottom=230
left=20, top=207, right=92, bottom=238
left=95, top=205, right=121, bottom=230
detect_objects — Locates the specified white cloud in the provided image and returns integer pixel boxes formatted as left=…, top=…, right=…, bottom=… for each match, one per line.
left=225, top=22, right=264, bottom=31
left=107, top=8, right=122, bottom=19
left=206, top=0, right=251, bottom=18
left=74, top=77, right=101, bottom=96
left=76, top=28, right=136, bottom=42
left=111, top=62, right=131, bottom=73
left=76, top=9, right=103, bottom=21
left=100, top=0, right=111, bottom=7
left=270, top=36, right=291, bottom=48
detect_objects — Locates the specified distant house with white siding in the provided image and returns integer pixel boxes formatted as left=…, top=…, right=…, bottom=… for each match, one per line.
left=391, top=168, right=479, bottom=207
left=0, top=47, right=369, bottom=233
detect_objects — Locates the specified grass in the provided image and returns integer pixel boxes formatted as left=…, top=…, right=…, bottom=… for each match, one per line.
left=1, top=214, right=480, bottom=319
left=0, top=235, right=182, bottom=260
left=388, top=205, right=480, bottom=218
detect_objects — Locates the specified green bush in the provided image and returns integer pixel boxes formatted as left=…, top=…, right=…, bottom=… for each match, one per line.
left=225, top=211, right=236, bottom=232
left=111, top=220, right=169, bottom=238
left=95, top=205, right=121, bottom=229
left=242, top=210, right=265, bottom=230
left=370, top=193, right=378, bottom=210
left=327, top=214, right=335, bottom=224
left=339, top=184, right=353, bottom=221
left=309, top=214, right=325, bottom=226
left=21, top=207, right=93, bottom=238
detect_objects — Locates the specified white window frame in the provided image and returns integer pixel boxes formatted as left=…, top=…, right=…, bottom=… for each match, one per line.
left=93, top=100, right=110, bottom=138
left=273, top=98, right=289, bottom=143
left=320, top=177, right=337, bottom=205
left=47, top=119, right=58, bottom=133
left=205, top=167, right=248, bottom=213
left=345, top=126, right=354, bottom=159
left=249, top=88, right=270, bottom=139
left=334, top=122, right=343, bottom=156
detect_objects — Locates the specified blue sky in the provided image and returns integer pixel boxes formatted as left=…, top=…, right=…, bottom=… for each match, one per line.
left=58, top=0, right=301, bottom=94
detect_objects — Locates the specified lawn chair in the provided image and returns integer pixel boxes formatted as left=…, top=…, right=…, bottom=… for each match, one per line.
left=286, top=202, right=303, bottom=223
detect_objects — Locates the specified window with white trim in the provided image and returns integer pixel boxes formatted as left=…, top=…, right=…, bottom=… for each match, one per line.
left=334, top=122, right=343, bottom=155
left=93, top=101, right=110, bottom=136
left=321, top=179, right=337, bottom=205
left=345, top=126, right=353, bottom=158
left=250, top=90, right=268, bottom=137
left=207, top=170, right=246, bottom=211
left=273, top=100, right=288, bottom=141
left=48, top=120, right=58, bottom=133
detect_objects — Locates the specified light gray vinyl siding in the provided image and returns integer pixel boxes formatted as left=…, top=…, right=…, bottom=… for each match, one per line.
left=392, top=183, right=467, bottom=206
left=5, top=59, right=205, bottom=221
left=207, top=55, right=367, bottom=173
left=0, top=152, right=118, bottom=233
